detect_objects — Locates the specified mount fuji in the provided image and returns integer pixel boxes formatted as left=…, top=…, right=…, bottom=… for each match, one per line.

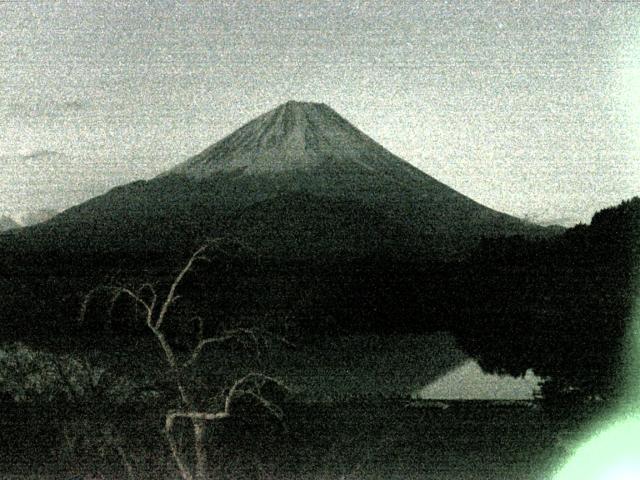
left=7, top=101, right=554, bottom=260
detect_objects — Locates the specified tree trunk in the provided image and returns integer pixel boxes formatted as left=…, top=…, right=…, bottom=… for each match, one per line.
left=193, top=419, right=208, bottom=480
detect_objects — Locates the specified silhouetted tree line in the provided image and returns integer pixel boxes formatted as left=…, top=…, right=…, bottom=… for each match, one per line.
left=449, top=197, right=639, bottom=402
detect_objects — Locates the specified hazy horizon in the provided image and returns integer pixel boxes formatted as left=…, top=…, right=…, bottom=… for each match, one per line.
left=2, top=1, right=639, bottom=225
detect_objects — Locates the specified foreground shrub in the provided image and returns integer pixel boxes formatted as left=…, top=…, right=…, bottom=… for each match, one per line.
left=0, top=342, right=157, bottom=405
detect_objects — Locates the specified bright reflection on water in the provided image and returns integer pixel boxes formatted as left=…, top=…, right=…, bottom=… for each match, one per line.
left=418, top=359, right=541, bottom=400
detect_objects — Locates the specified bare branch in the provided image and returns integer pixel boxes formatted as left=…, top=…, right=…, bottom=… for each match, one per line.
left=232, top=389, right=285, bottom=421
left=156, top=244, right=209, bottom=329
left=182, top=333, right=238, bottom=369
left=137, top=282, right=157, bottom=313
left=79, top=284, right=156, bottom=328
left=253, top=327, right=296, bottom=348
left=111, top=287, right=154, bottom=327
left=182, top=327, right=292, bottom=369
left=224, top=373, right=287, bottom=415
left=78, top=286, right=106, bottom=324
left=167, top=410, right=230, bottom=424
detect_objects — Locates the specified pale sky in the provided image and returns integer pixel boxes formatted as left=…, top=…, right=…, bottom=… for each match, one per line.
left=1, top=1, right=639, bottom=224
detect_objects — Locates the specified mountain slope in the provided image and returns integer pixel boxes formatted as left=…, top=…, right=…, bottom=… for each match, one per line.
left=7, top=101, right=555, bottom=259
left=170, top=100, right=430, bottom=178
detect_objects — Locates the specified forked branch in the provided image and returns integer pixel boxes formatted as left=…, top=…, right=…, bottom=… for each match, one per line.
left=156, top=243, right=210, bottom=329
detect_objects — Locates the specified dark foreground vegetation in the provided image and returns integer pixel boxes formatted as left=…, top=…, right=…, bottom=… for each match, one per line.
left=0, top=395, right=602, bottom=480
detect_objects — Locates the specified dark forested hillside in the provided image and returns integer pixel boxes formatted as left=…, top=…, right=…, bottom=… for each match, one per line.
left=449, top=197, right=639, bottom=401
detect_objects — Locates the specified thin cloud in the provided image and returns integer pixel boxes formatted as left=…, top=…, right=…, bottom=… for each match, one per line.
left=4, top=99, right=88, bottom=118
left=0, top=149, right=63, bottom=161
left=20, top=150, right=62, bottom=160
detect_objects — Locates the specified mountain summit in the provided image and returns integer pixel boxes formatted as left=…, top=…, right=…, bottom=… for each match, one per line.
left=172, top=101, right=420, bottom=179
left=10, top=101, right=555, bottom=259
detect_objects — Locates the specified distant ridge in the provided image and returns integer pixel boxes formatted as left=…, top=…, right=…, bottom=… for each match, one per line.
left=0, top=209, right=59, bottom=232
left=7, top=101, right=558, bottom=259
left=0, top=215, right=20, bottom=232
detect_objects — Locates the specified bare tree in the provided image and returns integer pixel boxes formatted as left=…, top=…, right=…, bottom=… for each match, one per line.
left=80, top=240, right=289, bottom=480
